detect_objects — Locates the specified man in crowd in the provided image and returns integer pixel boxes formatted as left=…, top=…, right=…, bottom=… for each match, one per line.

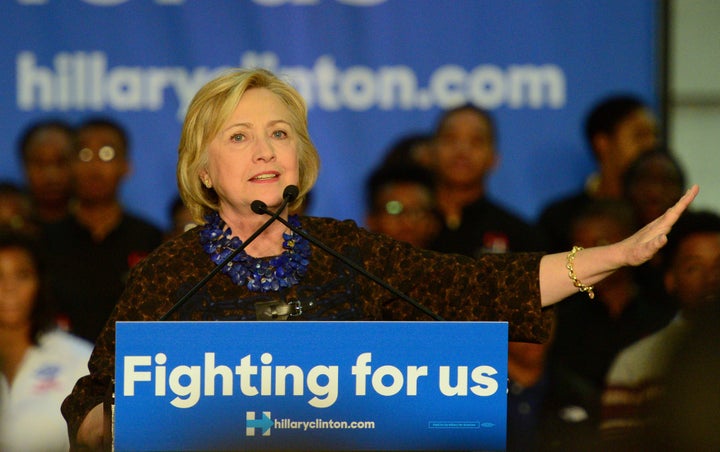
left=44, top=117, right=163, bottom=342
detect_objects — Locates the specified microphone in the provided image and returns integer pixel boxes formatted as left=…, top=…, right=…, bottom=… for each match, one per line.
left=160, top=187, right=296, bottom=320
left=250, top=185, right=298, bottom=216
left=254, top=186, right=444, bottom=321
left=283, top=184, right=300, bottom=203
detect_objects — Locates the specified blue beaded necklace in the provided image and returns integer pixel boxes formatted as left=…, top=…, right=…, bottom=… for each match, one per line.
left=200, top=212, right=311, bottom=292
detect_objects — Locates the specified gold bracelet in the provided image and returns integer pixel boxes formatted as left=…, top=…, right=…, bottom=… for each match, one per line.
left=566, top=246, right=595, bottom=299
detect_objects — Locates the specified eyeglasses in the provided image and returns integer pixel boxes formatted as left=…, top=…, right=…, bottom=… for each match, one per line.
left=382, top=200, right=434, bottom=220
left=77, top=146, right=117, bottom=163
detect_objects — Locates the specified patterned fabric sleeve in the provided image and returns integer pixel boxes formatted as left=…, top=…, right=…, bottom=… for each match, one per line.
left=322, top=218, right=551, bottom=341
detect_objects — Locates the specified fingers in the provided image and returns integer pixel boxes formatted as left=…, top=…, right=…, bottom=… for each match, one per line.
left=657, top=184, right=699, bottom=228
left=673, top=184, right=699, bottom=215
left=651, top=186, right=697, bottom=248
left=626, top=186, right=697, bottom=266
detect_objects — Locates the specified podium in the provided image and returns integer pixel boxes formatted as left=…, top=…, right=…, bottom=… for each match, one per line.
left=114, top=321, right=508, bottom=451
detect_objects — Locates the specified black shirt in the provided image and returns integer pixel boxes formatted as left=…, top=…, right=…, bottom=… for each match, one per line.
left=430, top=196, right=549, bottom=256
left=44, top=212, right=163, bottom=342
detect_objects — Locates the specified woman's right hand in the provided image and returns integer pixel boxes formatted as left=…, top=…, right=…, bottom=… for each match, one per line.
left=75, top=403, right=107, bottom=451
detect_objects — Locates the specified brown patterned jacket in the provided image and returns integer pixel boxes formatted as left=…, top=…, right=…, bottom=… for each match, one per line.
left=61, top=216, right=551, bottom=441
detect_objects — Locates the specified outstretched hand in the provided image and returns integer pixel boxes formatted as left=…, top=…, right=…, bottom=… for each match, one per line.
left=621, top=184, right=699, bottom=267
left=539, top=185, right=699, bottom=307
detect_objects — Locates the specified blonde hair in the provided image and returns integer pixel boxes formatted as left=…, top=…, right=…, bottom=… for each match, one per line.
left=177, top=68, right=320, bottom=223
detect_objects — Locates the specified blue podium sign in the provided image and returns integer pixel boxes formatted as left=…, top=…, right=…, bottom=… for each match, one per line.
left=115, top=321, right=508, bottom=451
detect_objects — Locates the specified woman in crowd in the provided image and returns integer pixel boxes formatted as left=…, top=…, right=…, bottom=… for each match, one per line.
left=0, top=229, right=92, bottom=451
left=62, top=68, right=698, bottom=449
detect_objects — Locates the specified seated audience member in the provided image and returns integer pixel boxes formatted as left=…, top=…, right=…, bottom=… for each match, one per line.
left=538, top=95, right=658, bottom=251
left=547, top=200, right=674, bottom=429
left=365, top=164, right=441, bottom=249
left=622, top=148, right=687, bottom=304
left=16, top=119, right=76, bottom=226
left=507, top=316, right=596, bottom=452
left=428, top=104, right=548, bottom=256
left=0, top=229, right=93, bottom=451
left=506, top=318, right=600, bottom=452
left=644, top=300, right=720, bottom=451
left=507, top=339, right=553, bottom=452
left=0, top=182, right=34, bottom=233
left=44, top=117, right=163, bottom=342
left=600, top=210, right=720, bottom=450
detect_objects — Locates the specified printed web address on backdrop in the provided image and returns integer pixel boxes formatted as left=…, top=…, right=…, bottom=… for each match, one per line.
left=245, top=411, right=375, bottom=437
left=16, top=50, right=566, bottom=117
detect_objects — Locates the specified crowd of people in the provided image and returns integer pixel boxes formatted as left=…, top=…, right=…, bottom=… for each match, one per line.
left=363, top=93, right=717, bottom=451
left=0, top=68, right=714, bottom=451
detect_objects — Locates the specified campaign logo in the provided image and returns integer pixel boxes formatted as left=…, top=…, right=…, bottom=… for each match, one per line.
left=246, top=411, right=273, bottom=437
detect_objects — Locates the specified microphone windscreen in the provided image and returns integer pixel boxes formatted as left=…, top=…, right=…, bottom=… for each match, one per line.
left=283, top=185, right=300, bottom=202
left=250, top=200, right=268, bottom=215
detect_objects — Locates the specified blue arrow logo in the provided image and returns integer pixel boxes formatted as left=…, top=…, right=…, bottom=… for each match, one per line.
left=246, top=412, right=273, bottom=436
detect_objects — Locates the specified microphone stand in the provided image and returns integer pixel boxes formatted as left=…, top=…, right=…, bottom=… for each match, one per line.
left=253, top=201, right=445, bottom=321
left=160, top=194, right=291, bottom=321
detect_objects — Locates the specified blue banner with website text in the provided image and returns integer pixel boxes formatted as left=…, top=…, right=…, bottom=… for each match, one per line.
left=1, top=0, right=659, bottom=228
left=115, top=321, right=508, bottom=451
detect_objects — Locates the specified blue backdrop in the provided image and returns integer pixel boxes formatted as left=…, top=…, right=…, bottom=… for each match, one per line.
left=1, top=0, right=660, bottom=230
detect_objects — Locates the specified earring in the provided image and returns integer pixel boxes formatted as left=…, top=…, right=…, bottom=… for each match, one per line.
left=203, top=177, right=212, bottom=189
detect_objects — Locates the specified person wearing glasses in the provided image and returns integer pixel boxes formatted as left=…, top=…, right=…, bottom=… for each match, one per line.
left=44, top=117, right=163, bottom=343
